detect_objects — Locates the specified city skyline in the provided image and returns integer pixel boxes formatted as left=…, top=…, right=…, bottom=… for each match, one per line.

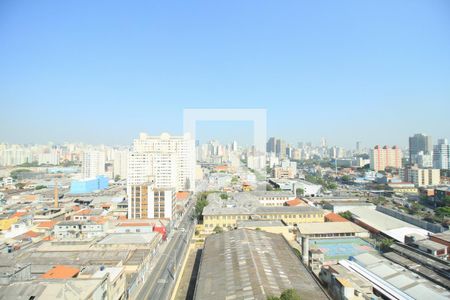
left=1, top=0, right=450, bottom=147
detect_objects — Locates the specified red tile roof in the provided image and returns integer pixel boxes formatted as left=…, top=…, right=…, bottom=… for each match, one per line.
left=11, top=211, right=27, bottom=218
left=41, top=265, right=80, bottom=279
left=36, top=221, right=57, bottom=229
left=325, top=213, right=349, bottom=222
left=24, top=230, right=41, bottom=238
left=176, top=191, right=190, bottom=201
left=285, top=198, right=306, bottom=206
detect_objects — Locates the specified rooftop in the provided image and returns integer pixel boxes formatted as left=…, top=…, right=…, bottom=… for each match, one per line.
left=324, top=212, right=349, bottom=222
left=298, top=222, right=367, bottom=235
left=97, top=233, right=159, bottom=245
left=348, top=207, right=424, bottom=232
left=351, top=252, right=450, bottom=300
left=236, top=220, right=286, bottom=228
left=432, top=230, right=450, bottom=243
left=41, top=265, right=80, bottom=279
left=195, top=229, right=328, bottom=300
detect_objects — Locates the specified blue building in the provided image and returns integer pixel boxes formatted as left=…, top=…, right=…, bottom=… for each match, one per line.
left=70, top=176, right=109, bottom=194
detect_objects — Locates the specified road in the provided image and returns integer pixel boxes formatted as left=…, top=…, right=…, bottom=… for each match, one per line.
left=136, top=201, right=196, bottom=300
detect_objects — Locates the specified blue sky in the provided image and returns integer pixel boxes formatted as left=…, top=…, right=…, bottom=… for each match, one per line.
left=0, top=0, right=449, bottom=148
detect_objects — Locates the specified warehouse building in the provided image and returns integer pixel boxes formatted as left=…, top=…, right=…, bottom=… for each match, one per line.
left=194, top=229, right=329, bottom=300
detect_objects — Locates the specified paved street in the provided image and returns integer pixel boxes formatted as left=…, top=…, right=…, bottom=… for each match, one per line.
left=136, top=202, right=196, bottom=300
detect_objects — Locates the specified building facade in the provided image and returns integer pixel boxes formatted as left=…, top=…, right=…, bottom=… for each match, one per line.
left=409, top=133, right=433, bottom=165
left=82, top=150, right=106, bottom=179
left=400, top=167, right=440, bottom=187
left=128, top=184, right=175, bottom=220
left=433, top=138, right=450, bottom=170
left=369, top=145, right=402, bottom=171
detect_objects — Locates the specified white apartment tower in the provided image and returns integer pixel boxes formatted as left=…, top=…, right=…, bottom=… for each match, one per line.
left=433, top=139, right=450, bottom=170
left=127, top=132, right=195, bottom=219
left=112, top=149, right=129, bottom=180
left=128, top=132, right=195, bottom=191
left=81, top=150, right=106, bottom=179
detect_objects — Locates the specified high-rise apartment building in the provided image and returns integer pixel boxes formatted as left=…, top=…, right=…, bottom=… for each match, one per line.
left=433, top=138, right=450, bottom=170
left=112, top=149, right=129, bottom=180
left=400, top=166, right=440, bottom=187
left=409, top=133, right=432, bottom=165
left=369, top=145, right=402, bottom=171
left=128, top=184, right=176, bottom=219
left=128, top=132, right=195, bottom=191
left=81, top=150, right=106, bottom=179
left=127, top=132, right=195, bottom=219
left=275, top=139, right=286, bottom=159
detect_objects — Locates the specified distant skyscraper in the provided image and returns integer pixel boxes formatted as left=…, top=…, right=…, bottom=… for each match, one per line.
left=356, top=141, right=361, bottom=153
left=369, top=145, right=402, bottom=171
left=433, top=138, right=450, bottom=170
left=231, top=141, right=238, bottom=152
left=321, top=137, right=327, bottom=148
left=266, top=137, right=276, bottom=153
left=81, top=150, right=106, bottom=179
left=409, top=133, right=432, bottom=165
left=275, top=139, right=286, bottom=159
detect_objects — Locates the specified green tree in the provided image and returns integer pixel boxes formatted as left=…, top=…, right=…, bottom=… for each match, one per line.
left=213, top=226, right=223, bottom=234
left=339, top=211, right=353, bottom=220
left=341, top=175, right=351, bottom=183
left=220, top=193, right=228, bottom=200
left=295, top=188, right=304, bottom=197
left=114, top=175, right=121, bottom=182
left=10, top=169, right=31, bottom=180
left=280, top=289, right=301, bottom=300
left=435, top=206, right=450, bottom=218
left=35, top=185, right=47, bottom=190
left=379, top=238, right=394, bottom=252
left=15, top=182, right=25, bottom=189
left=194, top=191, right=215, bottom=222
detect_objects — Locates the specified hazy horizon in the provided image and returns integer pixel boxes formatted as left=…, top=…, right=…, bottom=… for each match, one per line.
left=1, top=0, right=449, bottom=147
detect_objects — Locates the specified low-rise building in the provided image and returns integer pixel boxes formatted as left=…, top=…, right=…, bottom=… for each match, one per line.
left=202, top=193, right=325, bottom=232
left=194, top=229, right=328, bottom=300
left=54, top=220, right=104, bottom=240
left=400, top=167, right=441, bottom=187
left=343, top=252, right=450, bottom=299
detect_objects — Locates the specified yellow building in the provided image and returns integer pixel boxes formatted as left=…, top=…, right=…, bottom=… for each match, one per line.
left=0, top=217, right=18, bottom=232
left=203, top=205, right=324, bottom=232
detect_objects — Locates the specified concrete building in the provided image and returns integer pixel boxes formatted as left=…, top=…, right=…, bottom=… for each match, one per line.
left=268, top=178, right=322, bottom=197
left=194, top=229, right=328, bottom=300
left=399, top=166, right=440, bottom=187
left=319, top=263, right=377, bottom=300
left=202, top=193, right=324, bottom=232
left=54, top=220, right=104, bottom=239
left=409, top=133, right=433, bottom=165
left=433, top=138, right=450, bottom=170
left=297, top=222, right=369, bottom=239
left=249, top=191, right=296, bottom=206
left=70, top=176, right=109, bottom=194
left=128, top=132, right=195, bottom=192
left=344, top=252, right=450, bottom=300
left=82, top=150, right=106, bottom=179
left=112, top=150, right=129, bottom=180
left=128, top=184, right=175, bottom=219
left=369, top=145, right=402, bottom=171
left=415, top=151, right=433, bottom=168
